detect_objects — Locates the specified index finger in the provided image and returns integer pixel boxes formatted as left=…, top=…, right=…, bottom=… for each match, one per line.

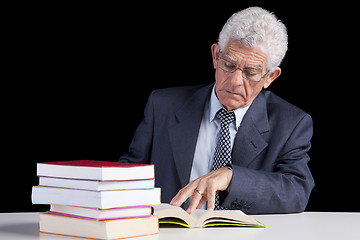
left=170, top=183, right=197, bottom=207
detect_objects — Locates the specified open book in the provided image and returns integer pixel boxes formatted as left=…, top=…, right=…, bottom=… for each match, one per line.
left=153, top=204, right=265, bottom=228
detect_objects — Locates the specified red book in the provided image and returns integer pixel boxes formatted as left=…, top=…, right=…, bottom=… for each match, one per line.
left=37, top=160, right=154, bottom=181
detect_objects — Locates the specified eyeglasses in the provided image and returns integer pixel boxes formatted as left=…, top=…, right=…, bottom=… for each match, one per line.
left=217, top=56, right=269, bottom=82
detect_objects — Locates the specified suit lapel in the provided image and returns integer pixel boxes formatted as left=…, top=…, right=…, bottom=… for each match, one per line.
left=169, top=84, right=213, bottom=188
left=231, top=91, right=270, bottom=167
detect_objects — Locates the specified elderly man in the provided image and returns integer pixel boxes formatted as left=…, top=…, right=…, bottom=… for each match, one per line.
left=119, top=7, right=314, bottom=214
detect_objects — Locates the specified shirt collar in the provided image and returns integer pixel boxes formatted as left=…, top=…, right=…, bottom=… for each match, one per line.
left=209, top=85, right=251, bottom=130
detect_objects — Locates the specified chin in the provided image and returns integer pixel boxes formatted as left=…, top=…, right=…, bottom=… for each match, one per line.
left=222, top=99, right=248, bottom=110
left=218, top=91, right=250, bottom=110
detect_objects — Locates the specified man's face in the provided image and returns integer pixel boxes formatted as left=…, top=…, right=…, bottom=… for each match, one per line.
left=211, top=41, right=281, bottom=110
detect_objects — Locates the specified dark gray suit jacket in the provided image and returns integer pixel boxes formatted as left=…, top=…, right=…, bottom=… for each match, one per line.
left=119, top=84, right=314, bottom=214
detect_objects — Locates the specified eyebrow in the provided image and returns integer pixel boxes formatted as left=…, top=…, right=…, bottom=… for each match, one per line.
left=223, top=52, right=237, bottom=62
left=245, top=64, right=263, bottom=70
left=222, top=53, right=263, bottom=70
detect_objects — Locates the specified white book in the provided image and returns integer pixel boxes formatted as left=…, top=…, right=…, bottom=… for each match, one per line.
left=32, top=186, right=161, bottom=209
left=37, top=160, right=154, bottom=181
left=39, top=177, right=155, bottom=191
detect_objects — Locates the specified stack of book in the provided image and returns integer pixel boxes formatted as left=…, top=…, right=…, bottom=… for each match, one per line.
left=31, top=160, right=161, bottom=239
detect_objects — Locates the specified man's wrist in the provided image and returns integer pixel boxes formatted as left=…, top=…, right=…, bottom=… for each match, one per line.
left=224, top=164, right=233, bottom=193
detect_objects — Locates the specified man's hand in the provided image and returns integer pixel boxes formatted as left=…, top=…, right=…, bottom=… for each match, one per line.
left=170, top=167, right=233, bottom=214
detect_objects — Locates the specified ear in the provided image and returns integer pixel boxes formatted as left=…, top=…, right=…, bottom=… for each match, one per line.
left=263, top=67, right=281, bottom=89
left=211, top=43, right=220, bottom=69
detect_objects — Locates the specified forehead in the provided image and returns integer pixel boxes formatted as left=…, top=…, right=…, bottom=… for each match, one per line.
left=223, top=41, right=267, bottom=67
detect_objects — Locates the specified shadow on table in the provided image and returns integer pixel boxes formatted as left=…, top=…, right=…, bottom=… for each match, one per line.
left=0, top=222, right=39, bottom=237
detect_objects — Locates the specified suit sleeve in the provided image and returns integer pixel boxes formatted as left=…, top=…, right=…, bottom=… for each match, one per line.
left=118, top=92, right=155, bottom=164
left=221, top=114, right=314, bottom=214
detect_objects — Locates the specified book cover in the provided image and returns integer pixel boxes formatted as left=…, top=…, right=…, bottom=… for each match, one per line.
left=39, top=160, right=151, bottom=168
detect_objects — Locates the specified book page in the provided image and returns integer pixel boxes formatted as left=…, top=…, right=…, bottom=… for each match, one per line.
left=192, top=209, right=260, bottom=227
left=153, top=204, right=196, bottom=227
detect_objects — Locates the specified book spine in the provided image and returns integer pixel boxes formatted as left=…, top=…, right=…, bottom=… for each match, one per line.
left=56, top=205, right=154, bottom=211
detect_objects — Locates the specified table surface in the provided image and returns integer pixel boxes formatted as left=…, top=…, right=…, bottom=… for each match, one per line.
left=0, top=212, right=359, bottom=240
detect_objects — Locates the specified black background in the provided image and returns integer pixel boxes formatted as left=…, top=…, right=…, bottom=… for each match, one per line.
left=3, top=1, right=359, bottom=213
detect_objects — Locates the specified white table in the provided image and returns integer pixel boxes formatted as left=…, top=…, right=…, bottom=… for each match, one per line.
left=0, top=212, right=359, bottom=240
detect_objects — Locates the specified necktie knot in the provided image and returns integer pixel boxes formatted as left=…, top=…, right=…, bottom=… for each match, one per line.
left=217, top=108, right=235, bottom=126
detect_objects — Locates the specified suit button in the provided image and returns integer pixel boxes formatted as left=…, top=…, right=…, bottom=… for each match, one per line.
left=244, top=202, right=252, bottom=210
left=231, top=200, right=244, bottom=210
left=231, top=201, right=240, bottom=209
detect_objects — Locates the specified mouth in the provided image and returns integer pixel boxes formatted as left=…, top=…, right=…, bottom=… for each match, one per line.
left=226, top=90, right=242, bottom=97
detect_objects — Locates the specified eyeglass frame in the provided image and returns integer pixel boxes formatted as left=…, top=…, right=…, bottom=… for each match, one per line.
left=216, top=55, right=269, bottom=82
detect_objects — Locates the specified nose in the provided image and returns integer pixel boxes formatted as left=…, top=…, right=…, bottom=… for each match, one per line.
left=229, top=68, right=245, bottom=86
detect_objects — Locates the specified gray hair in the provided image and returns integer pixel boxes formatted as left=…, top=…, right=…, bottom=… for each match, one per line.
left=218, top=7, right=288, bottom=73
